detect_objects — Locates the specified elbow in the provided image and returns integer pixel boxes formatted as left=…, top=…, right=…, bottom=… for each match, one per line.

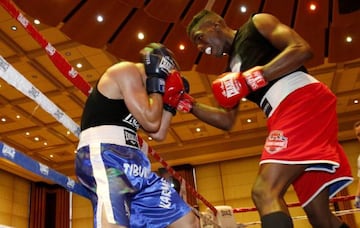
left=151, top=133, right=166, bottom=142
left=303, top=44, right=314, bottom=61
left=141, top=120, right=161, bottom=133
left=221, top=123, right=233, bottom=131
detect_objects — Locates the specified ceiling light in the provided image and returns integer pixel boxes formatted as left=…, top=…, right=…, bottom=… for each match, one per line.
left=33, top=19, right=40, bottom=25
left=50, top=154, right=54, bottom=158
left=66, top=131, right=70, bottom=135
left=1, top=117, right=6, bottom=122
left=11, top=25, right=17, bottom=31
left=43, top=142, right=48, bottom=146
left=76, top=63, right=83, bottom=68
left=179, top=44, right=185, bottom=50
left=240, top=6, right=247, bottom=13
left=345, top=36, right=352, bottom=43
left=138, top=32, right=145, bottom=40
left=247, top=118, right=252, bottom=123
left=34, top=137, right=40, bottom=141
left=354, top=99, right=359, bottom=104
left=16, top=115, right=20, bottom=119
left=96, top=15, right=104, bottom=22
left=148, top=136, right=153, bottom=140
left=195, top=127, right=201, bottom=132
left=309, top=3, right=317, bottom=11
left=241, top=98, right=247, bottom=102
left=25, top=132, right=30, bottom=136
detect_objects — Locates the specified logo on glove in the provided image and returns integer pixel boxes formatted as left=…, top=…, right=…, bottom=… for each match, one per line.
left=159, top=56, right=176, bottom=75
left=221, top=77, right=241, bottom=98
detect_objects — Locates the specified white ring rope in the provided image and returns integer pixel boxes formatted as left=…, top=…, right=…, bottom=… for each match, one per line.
left=0, top=56, right=81, bottom=137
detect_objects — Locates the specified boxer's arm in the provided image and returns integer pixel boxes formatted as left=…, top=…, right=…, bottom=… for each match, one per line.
left=100, top=62, right=163, bottom=133
left=146, top=110, right=173, bottom=141
left=190, top=102, right=238, bottom=131
left=251, top=13, right=313, bottom=81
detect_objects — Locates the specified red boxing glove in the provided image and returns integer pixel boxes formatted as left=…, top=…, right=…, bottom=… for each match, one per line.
left=212, top=67, right=267, bottom=109
left=177, top=93, right=195, bottom=113
left=163, top=71, right=185, bottom=115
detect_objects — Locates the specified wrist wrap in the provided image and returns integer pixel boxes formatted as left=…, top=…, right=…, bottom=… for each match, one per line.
left=146, top=77, right=165, bottom=94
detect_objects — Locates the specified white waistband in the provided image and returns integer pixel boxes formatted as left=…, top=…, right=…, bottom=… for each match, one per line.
left=260, top=71, right=319, bottom=118
left=78, top=125, right=139, bottom=149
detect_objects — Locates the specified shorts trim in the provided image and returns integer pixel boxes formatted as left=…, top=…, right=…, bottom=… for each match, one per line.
left=301, top=177, right=353, bottom=207
left=78, top=125, right=139, bottom=149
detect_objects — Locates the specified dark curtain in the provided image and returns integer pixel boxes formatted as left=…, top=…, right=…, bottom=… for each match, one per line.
left=29, top=183, right=70, bottom=228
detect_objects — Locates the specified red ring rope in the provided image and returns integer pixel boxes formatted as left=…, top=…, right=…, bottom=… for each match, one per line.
left=0, top=0, right=218, bottom=215
left=232, top=195, right=356, bottom=213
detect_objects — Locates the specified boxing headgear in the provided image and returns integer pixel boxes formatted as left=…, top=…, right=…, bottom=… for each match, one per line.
left=140, top=43, right=179, bottom=79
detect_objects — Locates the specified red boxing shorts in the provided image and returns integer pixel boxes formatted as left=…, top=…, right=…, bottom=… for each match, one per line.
left=260, top=81, right=353, bottom=207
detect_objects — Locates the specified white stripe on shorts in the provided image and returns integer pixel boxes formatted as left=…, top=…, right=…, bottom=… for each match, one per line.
left=89, top=143, right=116, bottom=226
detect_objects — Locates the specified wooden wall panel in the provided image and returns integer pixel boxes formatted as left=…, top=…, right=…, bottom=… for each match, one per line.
left=0, top=170, right=30, bottom=228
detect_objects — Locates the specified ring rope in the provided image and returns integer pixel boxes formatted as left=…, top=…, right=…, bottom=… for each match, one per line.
left=0, top=142, right=90, bottom=198
left=233, top=195, right=356, bottom=213
left=0, top=0, right=218, bottom=215
left=240, top=208, right=360, bottom=227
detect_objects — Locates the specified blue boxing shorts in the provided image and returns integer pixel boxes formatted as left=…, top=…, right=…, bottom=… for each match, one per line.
left=75, top=125, right=191, bottom=228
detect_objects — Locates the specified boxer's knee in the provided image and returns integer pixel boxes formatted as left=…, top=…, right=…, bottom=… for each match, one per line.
left=251, top=178, right=273, bottom=206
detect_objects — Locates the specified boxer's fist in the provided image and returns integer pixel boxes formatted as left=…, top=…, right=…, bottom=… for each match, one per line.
left=141, top=43, right=179, bottom=79
left=212, top=72, right=250, bottom=108
left=212, top=67, right=267, bottom=108
left=163, top=71, right=185, bottom=115
left=177, top=93, right=195, bottom=113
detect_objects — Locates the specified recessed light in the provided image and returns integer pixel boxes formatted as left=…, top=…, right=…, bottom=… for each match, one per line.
left=138, top=32, right=145, bottom=40
left=34, top=19, right=40, bottom=25
left=11, top=25, right=17, bottom=31
left=240, top=6, right=247, bottom=13
left=96, top=15, right=104, bottom=23
left=346, top=36, right=352, bottom=43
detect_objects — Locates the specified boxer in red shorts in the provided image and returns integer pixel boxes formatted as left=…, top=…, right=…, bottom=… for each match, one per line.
left=170, top=10, right=354, bottom=228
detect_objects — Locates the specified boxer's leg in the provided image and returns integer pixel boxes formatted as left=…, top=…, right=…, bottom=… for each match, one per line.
left=251, top=163, right=308, bottom=228
left=303, top=188, right=346, bottom=228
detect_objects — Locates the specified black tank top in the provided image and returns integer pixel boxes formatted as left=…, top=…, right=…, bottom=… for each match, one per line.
left=80, top=84, right=140, bottom=131
left=227, top=15, right=307, bottom=106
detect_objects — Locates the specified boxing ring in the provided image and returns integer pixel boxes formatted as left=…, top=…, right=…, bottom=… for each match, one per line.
left=0, top=0, right=359, bottom=227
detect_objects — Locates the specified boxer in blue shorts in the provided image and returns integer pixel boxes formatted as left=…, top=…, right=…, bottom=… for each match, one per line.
left=75, top=43, right=199, bottom=228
